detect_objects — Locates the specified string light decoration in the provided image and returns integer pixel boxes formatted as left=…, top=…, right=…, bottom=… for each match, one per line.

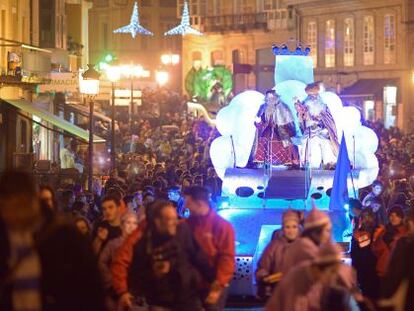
left=113, top=1, right=153, bottom=38
left=164, top=1, right=203, bottom=36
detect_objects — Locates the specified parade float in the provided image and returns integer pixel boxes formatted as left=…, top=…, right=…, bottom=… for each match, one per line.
left=209, top=42, right=379, bottom=295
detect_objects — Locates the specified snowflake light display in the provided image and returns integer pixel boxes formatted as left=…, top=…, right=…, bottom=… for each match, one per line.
left=113, top=2, right=153, bottom=38
left=164, top=1, right=203, bottom=36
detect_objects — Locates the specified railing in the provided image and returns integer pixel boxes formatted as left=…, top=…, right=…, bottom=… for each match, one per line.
left=203, top=12, right=268, bottom=33
left=0, top=39, right=51, bottom=84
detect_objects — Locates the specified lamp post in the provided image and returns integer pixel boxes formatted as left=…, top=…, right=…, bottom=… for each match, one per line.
left=80, top=64, right=100, bottom=192
left=105, top=66, right=121, bottom=170
left=156, top=69, right=169, bottom=87
left=160, top=53, right=180, bottom=90
left=161, top=53, right=180, bottom=66
left=122, top=64, right=144, bottom=130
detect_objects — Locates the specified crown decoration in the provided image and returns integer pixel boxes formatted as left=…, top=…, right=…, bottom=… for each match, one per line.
left=272, top=43, right=311, bottom=56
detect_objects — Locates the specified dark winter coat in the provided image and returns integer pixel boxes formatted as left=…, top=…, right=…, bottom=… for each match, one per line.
left=0, top=218, right=105, bottom=311
left=382, top=235, right=414, bottom=311
left=128, top=222, right=214, bottom=310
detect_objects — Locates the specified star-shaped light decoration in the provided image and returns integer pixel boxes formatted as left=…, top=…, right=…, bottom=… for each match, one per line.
left=164, top=1, right=203, bottom=36
left=113, top=1, right=153, bottom=38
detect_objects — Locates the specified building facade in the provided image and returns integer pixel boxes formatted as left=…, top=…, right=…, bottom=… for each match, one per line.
left=180, top=0, right=297, bottom=94
left=181, top=0, right=414, bottom=131
left=89, top=0, right=181, bottom=76
left=0, top=0, right=97, bottom=173
left=291, top=0, right=414, bottom=131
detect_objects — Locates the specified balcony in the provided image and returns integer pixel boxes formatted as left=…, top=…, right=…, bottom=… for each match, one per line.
left=0, top=39, right=51, bottom=85
left=203, top=13, right=268, bottom=33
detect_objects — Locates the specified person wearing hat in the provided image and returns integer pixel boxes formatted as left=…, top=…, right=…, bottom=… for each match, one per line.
left=265, top=243, right=355, bottom=311
left=255, top=210, right=301, bottom=300
left=281, top=206, right=332, bottom=275
left=253, top=89, right=299, bottom=166
left=294, top=81, right=339, bottom=168
left=372, top=205, right=407, bottom=278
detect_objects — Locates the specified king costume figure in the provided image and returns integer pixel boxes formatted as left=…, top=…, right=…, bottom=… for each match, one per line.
left=295, top=82, right=339, bottom=168
left=253, top=89, right=299, bottom=166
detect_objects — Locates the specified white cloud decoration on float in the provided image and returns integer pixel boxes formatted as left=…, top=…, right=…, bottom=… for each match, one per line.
left=210, top=85, right=379, bottom=188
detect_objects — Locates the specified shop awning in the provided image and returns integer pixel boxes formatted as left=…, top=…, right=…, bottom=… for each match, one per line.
left=5, top=99, right=106, bottom=143
left=67, top=103, right=112, bottom=123
left=340, top=78, right=399, bottom=100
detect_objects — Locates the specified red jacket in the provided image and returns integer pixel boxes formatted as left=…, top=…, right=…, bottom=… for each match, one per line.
left=372, top=224, right=407, bottom=277
left=111, top=220, right=147, bottom=295
left=187, top=210, right=235, bottom=287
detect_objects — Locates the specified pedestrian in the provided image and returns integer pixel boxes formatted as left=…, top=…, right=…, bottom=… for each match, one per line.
left=380, top=207, right=414, bottom=311
left=372, top=205, right=407, bottom=278
left=99, top=212, right=139, bottom=310
left=351, top=208, right=380, bottom=299
left=183, top=186, right=235, bottom=311
left=265, top=243, right=355, bottom=311
left=39, top=185, right=57, bottom=211
left=125, top=200, right=214, bottom=311
left=281, top=206, right=332, bottom=274
left=74, top=215, right=92, bottom=238
left=255, top=209, right=301, bottom=299
left=0, top=170, right=105, bottom=311
left=92, top=195, right=123, bottom=254
left=362, top=180, right=387, bottom=226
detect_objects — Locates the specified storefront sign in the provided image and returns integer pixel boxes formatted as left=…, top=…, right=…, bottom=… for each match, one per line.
left=38, top=72, right=79, bottom=93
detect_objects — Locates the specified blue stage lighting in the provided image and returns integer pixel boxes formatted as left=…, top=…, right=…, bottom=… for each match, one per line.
left=220, top=201, right=230, bottom=209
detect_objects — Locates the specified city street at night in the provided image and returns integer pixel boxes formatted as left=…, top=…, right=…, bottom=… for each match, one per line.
left=0, top=1, right=414, bottom=311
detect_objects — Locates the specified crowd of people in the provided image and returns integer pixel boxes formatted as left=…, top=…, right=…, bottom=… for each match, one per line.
left=255, top=122, right=414, bottom=311
left=0, top=173, right=235, bottom=311
left=1, top=86, right=414, bottom=311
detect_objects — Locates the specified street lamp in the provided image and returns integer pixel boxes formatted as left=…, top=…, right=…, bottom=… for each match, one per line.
left=105, top=66, right=121, bottom=170
left=156, top=70, right=169, bottom=87
left=121, top=64, right=147, bottom=129
left=161, top=53, right=180, bottom=66
left=80, top=64, right=100, bottom=192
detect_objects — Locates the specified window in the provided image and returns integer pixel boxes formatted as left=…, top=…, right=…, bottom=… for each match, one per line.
left=141, top=18, right=150, bottom=50
left=102, top=23, right=108, bottom=49
left=344, top=18, right=354, bottom=66
left=325, top=20, right=335, bottom=68
left=114, top=0, right=128, bottom=5
left=384, top=14, right=396, bottom=64
left=1, top=10, right=5, bottom=72
left=160, top=0, right=175, bottom=7
left=96, top=0, right=109, bottom=7
left=263, top=0, right=281, bottom=11
left=20, top=120, right=27, bottom=149
left=211, top=50, right=224, bottom=66
left=234, top=0, right=248, bottom=14
left=178, top=0, right=206, bottom=22
left=363, top=16, right=374, bottom=65
left=192, top=51, right=202, bottom=61
left=213, top=0, right=221, bottom=15
left=192, top=51, right=202, bottom=68
left=307, top=21, right=317, bottom=67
